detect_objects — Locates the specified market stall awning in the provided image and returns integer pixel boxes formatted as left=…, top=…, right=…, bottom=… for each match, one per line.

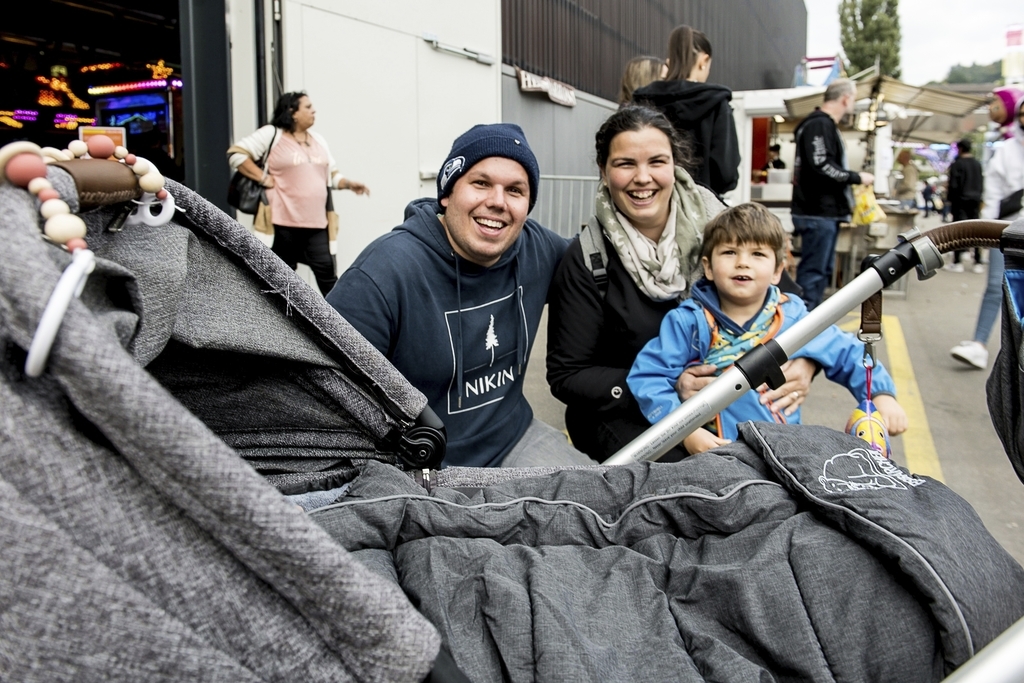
left=784, top=76, right=989, bottom=119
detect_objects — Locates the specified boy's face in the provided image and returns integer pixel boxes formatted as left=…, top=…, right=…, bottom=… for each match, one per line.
left=702, top=241, right=784, bottom=310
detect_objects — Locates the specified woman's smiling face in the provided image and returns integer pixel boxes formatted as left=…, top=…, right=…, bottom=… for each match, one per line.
left=601, top=126, right=675, bottom=240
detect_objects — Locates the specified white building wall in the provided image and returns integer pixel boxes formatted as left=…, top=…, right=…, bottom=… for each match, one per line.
left=227, top=0, right=260, bottom=231
left=276, top=0, right=502, bottom=270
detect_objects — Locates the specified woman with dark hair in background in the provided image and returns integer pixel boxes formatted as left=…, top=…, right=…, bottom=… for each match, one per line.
left=633, top=25, right=740, bottom=195
left=228, top=91, right=369, bottom=295
left=546, top=105, right=814, bottom=462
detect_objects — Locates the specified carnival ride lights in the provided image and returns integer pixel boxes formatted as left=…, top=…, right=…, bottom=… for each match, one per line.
left=87, top=79, right=183, bottom=96
left=1, top=110, right=40, bottom=128
left=54, top=113, right=96, bottom=131
left=80, top=63, right=123, bottom=73
left=36, top=75, right=90, bottom=110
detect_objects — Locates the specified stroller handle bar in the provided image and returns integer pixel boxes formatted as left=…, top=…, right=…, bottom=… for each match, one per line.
left=602, top=219, right=1013, bottom=467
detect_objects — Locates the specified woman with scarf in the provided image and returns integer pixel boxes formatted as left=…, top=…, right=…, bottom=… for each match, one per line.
left=546, top=105, right=815, bottom=461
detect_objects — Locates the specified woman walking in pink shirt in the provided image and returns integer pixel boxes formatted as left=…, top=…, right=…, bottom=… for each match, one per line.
left=229, top=92, right=369, bottom=294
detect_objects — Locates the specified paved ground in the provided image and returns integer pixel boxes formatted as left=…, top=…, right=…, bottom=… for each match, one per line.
left=524, top=213, right=1024, bottom=565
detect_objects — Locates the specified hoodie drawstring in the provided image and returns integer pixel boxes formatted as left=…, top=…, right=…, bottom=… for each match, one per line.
left=455, top=256, right=464, bottom=409
left=514, top=259, right=526, bottom=375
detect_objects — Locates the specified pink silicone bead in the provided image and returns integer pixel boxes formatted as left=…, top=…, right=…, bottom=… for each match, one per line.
left=5, top=153, right=47, bottom=187
left=156, top=189, right=168, bottom=199
left=37, top=188, right=60, bottom=202
left=86, top=135, right=116, bottom=160
left=124, top=153, right=137, bottom=165
left=65, top=237, right=88, bottom=252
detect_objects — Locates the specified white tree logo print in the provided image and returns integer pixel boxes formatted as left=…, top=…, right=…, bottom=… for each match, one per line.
left=485, top=315, right=499, bottom=366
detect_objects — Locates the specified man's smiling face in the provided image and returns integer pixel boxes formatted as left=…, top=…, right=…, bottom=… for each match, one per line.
left=440, top=157, right=530, bottom=267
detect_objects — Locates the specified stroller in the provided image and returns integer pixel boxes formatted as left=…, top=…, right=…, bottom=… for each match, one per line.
left=2, top=149, right=1023, bottom=682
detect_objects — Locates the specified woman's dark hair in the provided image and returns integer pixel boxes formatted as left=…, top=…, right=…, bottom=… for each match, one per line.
left=595, top=104, right=694, bottom=171
left=271, top=91, right=308, bottom=131
left=664, top=25, right=712, bottom=82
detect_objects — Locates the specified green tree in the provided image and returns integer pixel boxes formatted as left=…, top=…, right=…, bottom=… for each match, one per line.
left=945, top=60, right=1002, bottom=84
left=839, top=0, right=902, bottom=79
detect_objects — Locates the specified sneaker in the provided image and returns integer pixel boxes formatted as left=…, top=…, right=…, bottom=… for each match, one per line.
left=972, top=263, right=985, bottom=274
left=950, top=341, right=988, bottom=369
left=943, top=262, right=964, bottom=273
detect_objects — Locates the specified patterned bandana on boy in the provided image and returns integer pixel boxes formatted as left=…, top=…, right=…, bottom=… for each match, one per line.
left=703, top=286, right=786, bottom=372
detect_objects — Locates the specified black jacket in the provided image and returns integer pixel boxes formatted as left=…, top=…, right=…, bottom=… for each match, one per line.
left=546, top=235, right=682, bottom=460
left=791, top=109, right=862, bottom=217
left=634, top=80, right=740, bottom=195
left=947, top=155, right=984, bottom=204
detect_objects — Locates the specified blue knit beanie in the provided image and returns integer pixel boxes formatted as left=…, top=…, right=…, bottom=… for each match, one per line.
left=437, top=123, right=540, bottom=212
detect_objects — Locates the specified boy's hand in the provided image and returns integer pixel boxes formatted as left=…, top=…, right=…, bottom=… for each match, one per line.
left=683, top=428, right=731, bottom=455
left=676, top=364, right=717, bottom=401
left=872, top=394, right=909, bottom=435
left=758, top=357, right=817, bottom=415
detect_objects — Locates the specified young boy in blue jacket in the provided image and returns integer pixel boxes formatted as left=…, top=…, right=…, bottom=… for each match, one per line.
left=627, top=202, right=908, bottom=455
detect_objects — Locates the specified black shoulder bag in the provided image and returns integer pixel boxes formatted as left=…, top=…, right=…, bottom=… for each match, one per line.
left=228, top=128, right=278, bottom=214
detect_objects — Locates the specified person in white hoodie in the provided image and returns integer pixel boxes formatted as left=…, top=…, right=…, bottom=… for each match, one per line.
left=951, top=94, right=1024, bottom=369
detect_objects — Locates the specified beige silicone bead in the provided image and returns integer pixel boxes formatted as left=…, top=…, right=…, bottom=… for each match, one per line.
left=40, top=198, right=71, bottom=219
left=44, top=213, right=87, bottom=243
left=28, top=177, right=53, bottom=194
left=39, top=147, right=71, bottom=162
left=138, top=171, right=165, bottom=193
left=67, top=140, right=88, bottom=157
left=131, top=158, right=151, bottom=175
left=114, top=145, right=129, bottom=159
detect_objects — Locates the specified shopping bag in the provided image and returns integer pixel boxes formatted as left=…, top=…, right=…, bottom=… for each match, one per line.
left=852, top=185, right=886, bottom=226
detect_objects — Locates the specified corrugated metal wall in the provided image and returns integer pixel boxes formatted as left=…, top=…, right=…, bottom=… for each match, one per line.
left=502, top=0, right=807, bottom=101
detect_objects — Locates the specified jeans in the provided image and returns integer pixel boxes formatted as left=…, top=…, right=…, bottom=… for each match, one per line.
left=500, top=419, right=596, bottom=467
left=271, top=225, right=336, bottom=295
left=974, top=248, right=1004, bottom=344
left=792, top=215, right=841, bottom=310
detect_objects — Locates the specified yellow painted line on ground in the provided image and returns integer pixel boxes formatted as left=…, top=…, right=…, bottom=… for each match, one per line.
left=880, top=315, right=945, bottom=481
left=838, top=314, right=943, bottom=481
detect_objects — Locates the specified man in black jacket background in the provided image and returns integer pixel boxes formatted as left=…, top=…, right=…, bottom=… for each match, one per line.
left=946, top=137, right=985, bottom=272
left=791, top=78, right=874, bottom=309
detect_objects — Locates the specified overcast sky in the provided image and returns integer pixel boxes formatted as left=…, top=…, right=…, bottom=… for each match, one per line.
left=804, top=0, right=1023, bottom=86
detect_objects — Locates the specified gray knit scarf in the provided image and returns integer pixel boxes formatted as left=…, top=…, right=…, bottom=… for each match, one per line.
left=594, top=166, right=706, bottom=301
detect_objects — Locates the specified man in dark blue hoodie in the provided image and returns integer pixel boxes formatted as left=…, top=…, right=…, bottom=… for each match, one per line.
left=327, top=124, right=595, bottom=468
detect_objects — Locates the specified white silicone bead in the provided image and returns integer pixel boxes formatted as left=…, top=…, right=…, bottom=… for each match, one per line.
left=43, top=213, right=87, bottom=243
left=39, top=147, right=70, bottom=162
left=67, top=140, right=88, bottom=157
left=131, top=158, right=150, bottom=175
left=114, top=146, right=128, bottom=159
left=40, top=198, right=71, bottom=219
left=138, top=171, right=165, bottom=193
left=28, top=177, right=53, bottom=194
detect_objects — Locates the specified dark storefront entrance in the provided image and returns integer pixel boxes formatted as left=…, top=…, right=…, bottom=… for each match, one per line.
left=0, top=1, right=185, bottom=181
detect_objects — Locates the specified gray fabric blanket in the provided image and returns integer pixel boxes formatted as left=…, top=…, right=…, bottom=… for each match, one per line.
left=0, top=168, right=440, bottom=681
left=312, top=423, right=1024, bottom=683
